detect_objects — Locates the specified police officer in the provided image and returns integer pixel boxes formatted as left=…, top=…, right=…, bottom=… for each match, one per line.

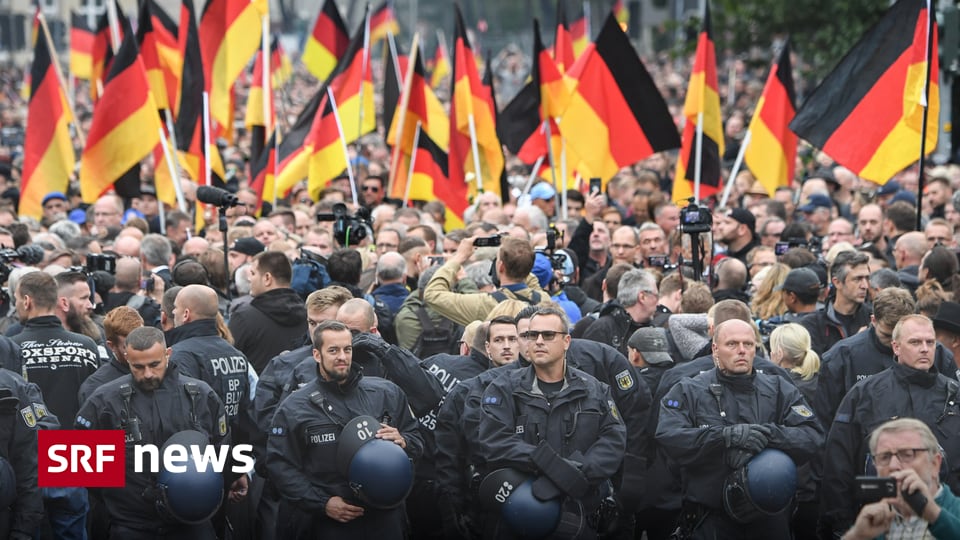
left=169, top=285, right=252, bottom=437
left=7, top=271, right=100, bottom=539
left=0, top=367, right=55, bottom=540
left=75, top=326, right=230, bottom=539
left=656, top=319, right=823, bottom=539
left=436, top=318, right=523, bottom=539
left=478, top=306, right=627, bottom=539
left=266, top=320, right=423, bottom=540
left=820, top=314, right=960, bottom=537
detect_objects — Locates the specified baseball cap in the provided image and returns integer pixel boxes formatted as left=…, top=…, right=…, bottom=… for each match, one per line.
left=627, top=327, right=673, bottom=366
left=876, top=180, right=901, bottom=197
left=776, top=268, right=821, bottom=294
left=725, top=207, right=756, bottom=231
left=230, top=237, right=266, bottom=256
left=797, top=194, right=832, bottom=213
left=529, top=182, right=557, bottom=201
left=42, top=192, right=67, bottom=206
left=890, top=191, right=917, bottom=206
left=68, top=208, right=87, bottom=225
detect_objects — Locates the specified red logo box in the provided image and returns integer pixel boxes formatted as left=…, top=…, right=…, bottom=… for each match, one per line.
left=38, top=430, right=126, bottom=488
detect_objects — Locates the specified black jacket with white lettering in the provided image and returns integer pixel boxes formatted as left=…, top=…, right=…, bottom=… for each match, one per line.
left=168, top=319, right=253, bottom=441
left=7, top=316, right=100, bottom=423
left=266, top=365, right=423, bottom=513
left=74, top=364, right=228, bottom=532
left=820, top=363, right=960, bottom=536
left=0, top=368, right=56, bottom=538
left=656, top=368, right=823, bottom=511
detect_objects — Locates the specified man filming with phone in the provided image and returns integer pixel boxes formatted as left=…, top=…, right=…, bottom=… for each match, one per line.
left=843, top=419, right=960, bottom=540
left=423, top=235, right=546, bottom=327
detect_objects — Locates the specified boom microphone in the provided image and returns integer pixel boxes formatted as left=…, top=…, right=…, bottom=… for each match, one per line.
left=196, top=186, right=240, bottom=207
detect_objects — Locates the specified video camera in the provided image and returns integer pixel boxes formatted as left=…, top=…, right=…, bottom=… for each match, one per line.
left=679, top=199, right=712, bottom=235
left=775, top=237, right=822, bottom=256
left=316, top=203, right=373, bottom=247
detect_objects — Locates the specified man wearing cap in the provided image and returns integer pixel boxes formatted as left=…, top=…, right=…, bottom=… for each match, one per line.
left=529, top=182, right=557, bottom=218
left=656, top=319, right=822, bottom=539
left=876, top=180, right=902, bottom=209
left=41, top=192, right=69, bottom=224
left=715, top=208, right=759, bottom=265
left=933, top=302, right=960, bottom=374
left=228, top=238, right=266, bottom=275
left=797, top=193, right=833, bottom=238
left=267, top=320, right=422, bottom=539
left=778, top=268, right=822, bottom=322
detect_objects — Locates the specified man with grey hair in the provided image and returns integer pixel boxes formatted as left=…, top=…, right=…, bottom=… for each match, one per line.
left=800, top=250, right=872, bottom=356
left=140, top=233, right=174, bottom=289
left=868, top=268, right=901, bottom=300
left=371, top=252, right=409, bottom=315
left=582, top=268, right=659, bottom=356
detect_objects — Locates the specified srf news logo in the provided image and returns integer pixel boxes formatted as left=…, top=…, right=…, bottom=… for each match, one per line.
left=38, top=430, right=255, bottom=488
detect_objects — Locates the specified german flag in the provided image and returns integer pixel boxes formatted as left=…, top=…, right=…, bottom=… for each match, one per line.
left=789, top=0, right=938, bottom=184
left=136, top=0, right=170, bottom=111
left=249, top=130, right=277, bottom=212
left=80, top=28, right=161, bottom=202
left=272, top=89, right=321, bottom=197
left=413, top=131, right=463, bottom=229
left=70, top=12, right=94, bottom=80
left=19, top=9, right=40, bottom=100
left=560, top=13, right=679, bottom=186
left=270, top=38, right=293, bottom=87
left=370, top=1, right=400, bottom=44
left=429, top=33, right=451, bottom=89
left=89, top=7, right=117, bottom=100
left=304, top=16, right=376, bottom=197
left=450, top=4, right=503, bottom=201
left=744, top=40, right=797, bottom=196
left=672, top=3, right=723, bottom=202
left=554, top=0, right=576, bottom=72
left=387, top=43, right=449, bottom=161
left=498, top=81, right=544, bottom=164
left=141, top=0, right=181, bottom=112
left=382, top=36, right=407, bottom=148
left=302, top=0, right=349, bottom=82
left=198, top=0, right=267, bottom=133
left=570, top=5, right=589, bottom=58
left=245, top=45, right=275, bottom=163
left=175, top=0, right=225, bottom=186
left=22, top=22, right=75, bottom=219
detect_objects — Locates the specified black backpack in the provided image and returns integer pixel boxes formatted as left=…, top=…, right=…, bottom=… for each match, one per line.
left=411, top=305, right=463, bottom=359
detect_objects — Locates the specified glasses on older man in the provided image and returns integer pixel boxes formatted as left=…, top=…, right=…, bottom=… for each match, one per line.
left=872, top=448, right=929, bottom=466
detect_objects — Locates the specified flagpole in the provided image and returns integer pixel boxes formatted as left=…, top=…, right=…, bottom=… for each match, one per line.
left=327, top=86, right=360, bottom=207
left=357, top=5, right=371, bottom=146
left=387, top=31, right=403, bottom=88
left=403, top=121, right=422, bottom=207
left=158, top=126, right=187, bottom=214
left=719, top=129, right=751, bottom=208
left=386, top=32, right=419, bottom=197
left=543, top=120, right=561, bottom=218
left=36, top=13, right=85, bottom=148
left=105, top=0, right=121, bottom=54
left=915, top=0, right=935, bottom=231
left=560, top=135, right=568, bottom=219
left=583, top=1, right=591, bottom=39
left=162, top=110, right=188, bottom=213
left=693, top=111, right=704, bottom=201
left=468, top=114, right=484, bottom=193
left=261, top=15, right=272, bottom=135
left=522, top=155, right=547, bottom=198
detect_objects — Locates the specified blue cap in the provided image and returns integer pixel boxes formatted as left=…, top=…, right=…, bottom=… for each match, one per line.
left=42, top=192, right=67, bottom=206
left=529, top=182, right=557, bottom=201
left=68, top=208, right=87, bottom=224
left=876, top=180, right=901, bottom=196
left=890, top=191, right=917, bottom=206
left=798, top=194, right=832, bottom=213
left=123, top=208, right=144, bottom=224
left=533, top=252, right=553, bottom=287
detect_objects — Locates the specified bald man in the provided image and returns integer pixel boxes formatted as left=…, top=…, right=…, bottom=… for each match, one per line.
left=894, top=231, right=926, bottom=291
left=105, top=257, right=162, bottom=327
left=168, top=284, right=252, bottom=435
left=112, top=235, right=141, bottom=258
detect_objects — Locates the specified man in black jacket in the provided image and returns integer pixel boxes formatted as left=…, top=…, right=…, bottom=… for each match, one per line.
left=229, top=251, right=308, bottom=373
left=799, top=251, right=872, bottom=356
left=820, top=315, right=960, bottom=537
left=266, top=321, right=423, bottom=539
left=582, top=268, right=659, bottom=356
left=78, top=306, right=143, bottom=404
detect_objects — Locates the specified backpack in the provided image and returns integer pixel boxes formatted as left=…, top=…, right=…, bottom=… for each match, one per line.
left=489, top=289, right=543, bottom=305
left=411, top=305, right=463, bottom=359
left=291, top=251, right=331, bottom=300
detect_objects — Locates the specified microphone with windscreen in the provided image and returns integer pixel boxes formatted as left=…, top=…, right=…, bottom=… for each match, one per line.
left=196, top=186, right=239, bottom=207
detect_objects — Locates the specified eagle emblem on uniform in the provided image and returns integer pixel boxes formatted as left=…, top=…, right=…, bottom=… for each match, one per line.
left=20, top=405, right=36, bottom=427
left=791, top=405, right=813, bottom=418
left=615, top=369, right=634, bottom=391
left=218, top=414, right=228, bottom=436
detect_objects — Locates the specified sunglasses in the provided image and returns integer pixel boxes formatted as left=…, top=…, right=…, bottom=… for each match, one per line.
left=520, top=330, right=564, bottom=342
left=362, top=185, right=380, bottom=192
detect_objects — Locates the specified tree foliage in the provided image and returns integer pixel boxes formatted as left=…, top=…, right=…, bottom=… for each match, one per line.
left=712, top=0, right=889, bottom=80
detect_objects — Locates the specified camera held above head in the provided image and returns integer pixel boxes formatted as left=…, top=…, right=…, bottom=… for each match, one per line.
left=680, top=198, right=712, bottom=235
left=316, top=203, right=373, bottom=247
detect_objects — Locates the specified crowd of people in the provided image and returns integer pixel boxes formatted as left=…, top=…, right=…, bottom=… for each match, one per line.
left=1, top=20, right=960, bottom=540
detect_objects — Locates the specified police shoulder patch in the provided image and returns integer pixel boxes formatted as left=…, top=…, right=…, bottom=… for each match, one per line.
left=218, top=414, right=228, bottom=436
left=33, top=402, right=48, bottom=419
left=791, top=405, right=813, bottom=418
left=608, top=399, right=621, bottom=421
left=20, top=405, right=36, bottom=427
left=615, top=369, right=635, bottom=391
